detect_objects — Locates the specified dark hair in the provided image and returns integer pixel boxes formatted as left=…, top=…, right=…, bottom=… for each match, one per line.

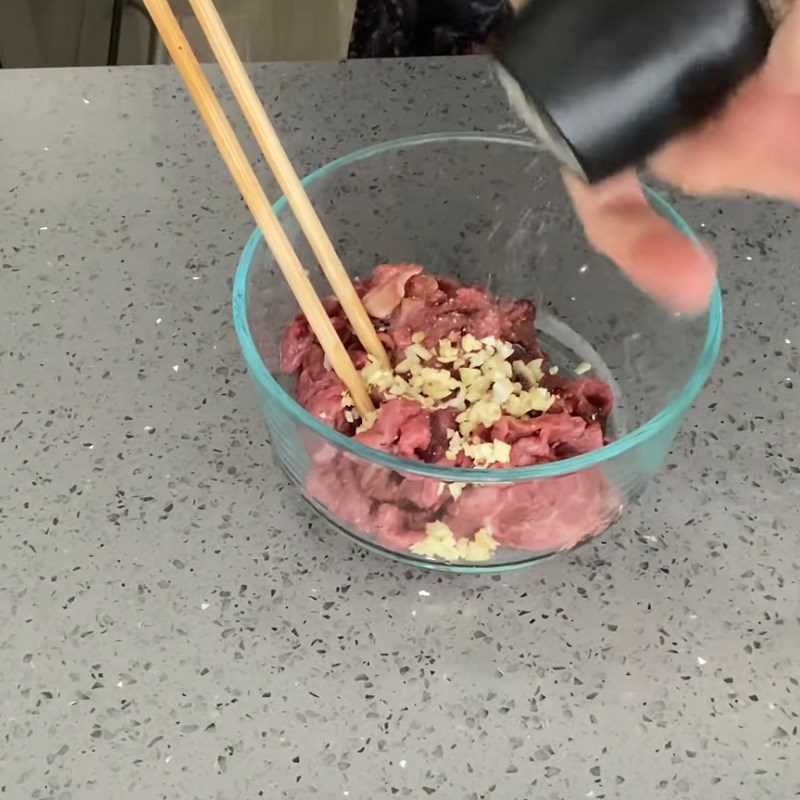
left=349, top=0, right=513, bottom=58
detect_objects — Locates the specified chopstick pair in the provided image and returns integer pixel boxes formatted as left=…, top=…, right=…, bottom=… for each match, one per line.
left=141, top=0, right=389, bottom=418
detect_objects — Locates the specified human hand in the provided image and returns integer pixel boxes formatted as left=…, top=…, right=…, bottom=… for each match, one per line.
left=565, top=3, right=800, bottom=314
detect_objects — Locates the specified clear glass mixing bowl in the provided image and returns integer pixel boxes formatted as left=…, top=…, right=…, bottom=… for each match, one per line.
left=233, top=133, right=722, bottom=572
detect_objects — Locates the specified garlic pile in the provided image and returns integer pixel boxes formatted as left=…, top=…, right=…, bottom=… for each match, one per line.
left=353, top=333, right=557, bottom=466
left=410, top=521, right=499, bottom=562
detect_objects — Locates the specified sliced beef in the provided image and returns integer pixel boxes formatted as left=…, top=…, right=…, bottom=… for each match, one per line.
left=280, top=263, right=616, bottom=555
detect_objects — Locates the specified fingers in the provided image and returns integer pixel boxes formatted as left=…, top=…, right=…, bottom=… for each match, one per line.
left=763, top=0, right=800, bottom=93
left=650, top=3, right=800, bottom=201
left=564, top=171, right=717, bottom=314
left=561, top=2, right=800, bottom=313
left=650, top=83, right=800, bottom=201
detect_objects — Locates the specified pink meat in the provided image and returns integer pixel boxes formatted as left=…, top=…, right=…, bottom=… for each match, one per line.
left=390, top=282, right=542, bottom=358
left=280, top=264, right=617, bottom=556
left=499, top=299, right=541, bottom=357
left=490, top=414, right=604, bottom=465
left=447, top=470, right=611, bottom=551
left=281, top=296, right=353, bottom=373
left=362, top=263, right=424, bottom=319
left=419, top=408, right=459, bottom=463
left=306, top=458, right=374, bottom=531
left=304, top=444, right=445, bottom=547
left=354, top=398, right=432, bottom=458
left=542, top=376, right=614, bottom=422
left=281, top=313, right=317, bottom=373
left=294, top=347, right=348, bottom=430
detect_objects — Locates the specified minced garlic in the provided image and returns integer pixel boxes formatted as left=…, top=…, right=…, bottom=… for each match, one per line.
left=437, top=339, right=459, bottom=363
left=410, top=521, right=499, bottom=562
left=356, top=332, right=557, bottom=463
left=447, top=482, right=467, bottom=499
left=462, top=438, right=511, bottom=467
left=356, top=410, right=378, bottom=433
left=456, top=397, right=502, bottom=436
left=461, top=333, right=481, bottom=352
left=408, top=366, right=460, bottom=401
left=574, top=361, right=592, bottom=375
left=512, top=358, right=544, bottom=387
left=445, top=431, right=465, bottom=462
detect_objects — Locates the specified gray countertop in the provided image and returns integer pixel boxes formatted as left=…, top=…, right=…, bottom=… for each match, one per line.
left=1, top=59, right=798, bottom=800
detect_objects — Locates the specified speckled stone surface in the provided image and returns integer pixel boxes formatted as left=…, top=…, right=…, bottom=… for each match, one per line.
left=1, top=59, right=798, bottom=800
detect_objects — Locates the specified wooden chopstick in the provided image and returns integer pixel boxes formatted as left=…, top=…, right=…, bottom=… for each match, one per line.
left=141, top=0, right=375, bottom=418
left=185, top=0, right=391, bottom=369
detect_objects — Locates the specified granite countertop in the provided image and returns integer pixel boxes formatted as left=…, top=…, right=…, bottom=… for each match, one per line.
left=1, top=59, right=798, bottom=800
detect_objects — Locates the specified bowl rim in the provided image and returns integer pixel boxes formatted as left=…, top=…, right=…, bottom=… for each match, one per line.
left=232, top=132, right=723, bottom=482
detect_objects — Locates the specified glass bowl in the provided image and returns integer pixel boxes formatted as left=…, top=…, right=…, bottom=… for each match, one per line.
left=233, top=133, right=722, bottom=572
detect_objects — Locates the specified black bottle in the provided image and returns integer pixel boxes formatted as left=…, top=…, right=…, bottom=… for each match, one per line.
left=494, top=0, right=775, bottom=183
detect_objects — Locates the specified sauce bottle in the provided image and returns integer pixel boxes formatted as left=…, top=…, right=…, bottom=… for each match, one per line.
left=494, top=0, right=776, bottom=183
